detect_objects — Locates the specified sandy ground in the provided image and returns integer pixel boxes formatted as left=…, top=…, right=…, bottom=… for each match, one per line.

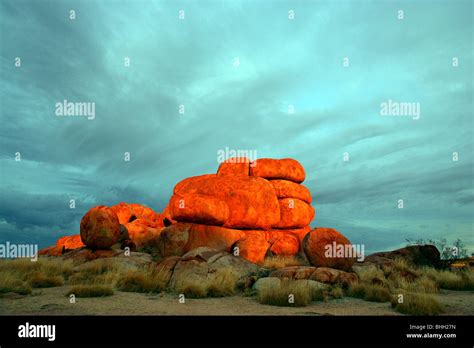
left=0, top=287, right=472, bottom=316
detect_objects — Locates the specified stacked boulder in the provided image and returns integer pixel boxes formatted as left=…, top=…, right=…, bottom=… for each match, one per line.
left=38, top=234, right=85, bottom=256
left=158, top=157, right=316, bottom=264
left=39, top=203, right=164, bottom=256
left=109, top=203, right=165, bottom=249
left=39, top=157, right=357, bottom=272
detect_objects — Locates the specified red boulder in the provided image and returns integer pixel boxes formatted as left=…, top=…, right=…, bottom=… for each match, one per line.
left=217, top=157, right=250, bottom=176
left=56, top=234, right=84, bottom=250
left=267, top=230, right=300, bottom=256
left=270, top=179, right=312, bottom=203
left=171, top=175, right=280, bottom=230
left=234, top=231, right=270, bottom=264
left=124, top=218, right=162, bottom=249
left=169, top=193, right=229, bottom=226
left=80, top=206, right=121, bottom=249
left=110, top=202, right=164, bottom=227
left=275, top=198, right=315, bottom=229
left=250, top=158, right=305, bottom=183
left=303, top=227, right=355, bottom=271
left=157, top=222, right=244, bottom=257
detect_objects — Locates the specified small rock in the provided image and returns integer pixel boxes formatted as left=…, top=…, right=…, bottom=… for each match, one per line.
left=252, top=277, right=282, bottom=292
left=270, top=266, right=317, bottom=280
left=252, top=277, right=329, bottom=293
left=309, top=267, right=358, bottom=287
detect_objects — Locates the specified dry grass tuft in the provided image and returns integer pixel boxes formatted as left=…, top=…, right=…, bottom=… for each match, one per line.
left=207, top=268, right=238, bottom=297
left=69, top=259, right=125, bottom=286
left=388, top=274, right=438, bottom=294
left=262, top=255, right=303, bottom=269
left=391, top=292, right=444, bottom=315
left=174, top=282, right=208, bottom=298
left=0, top=258, right=74, bottom=279
left=347, top=283, right=391, bottom=302
left=0, top=274, right=32, bottom=295
left=356, top=265, right=389, bottom=288
left=67, top=285, right=114, bottom=297
left=116, top=266, right=169, bottom=293
left=174, top=268, right=238, bottom=298
left=421, top=268, right=474, bottom=291
left=29, top=273, right=64, bottom=288
left=0, top=258, right=74, bottom=292
left=330, top=286, right=344, bottom=299
left=256, top=279, right=312, bottom=307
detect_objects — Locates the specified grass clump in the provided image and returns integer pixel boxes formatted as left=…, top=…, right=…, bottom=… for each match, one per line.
left=310, top=286, right=344, bottom=302
left=29, top=273, right=64, bottom=288
left=262, top=256, right=303, bottom=269
left=0, top=274, right=32, bottom=295
left=347, top=283, right=391, bottom=302
left=0, top=258, right=74, bottom=281
left=68, top=272, right=116, bottom=285
left=0, top=258, right=74, bottom=293
left=329, top=286, right=344, bottom=299
left=422, top=268, right=474, bottom=291
left=67, top=285, right=114, bottom=297
left=116, top=272, right=159, bottom=293
left=116, top=266, right=169, bottom=293
left=174, top=269, right=238, bottom=298
left=356, top=265, right=389, bottom=288
left=68, top=259, right=123, bottom=286
left=257, top=279, right=312, bottom=307
left=174, top=282, right=208, bottom=298
left=311, top=288, right=326, bottom=301
left=388, top=273, right=438, bottom=294
left=391, top=292, right=444, bottom=315
left=207, top=269, right=238, bottom=297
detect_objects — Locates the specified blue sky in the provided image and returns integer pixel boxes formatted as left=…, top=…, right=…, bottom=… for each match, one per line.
left=1, top=0, right=472, bottom=254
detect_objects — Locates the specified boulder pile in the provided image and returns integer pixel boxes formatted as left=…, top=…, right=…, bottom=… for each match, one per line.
left=39, top=202, right=164, bottom=256
left=159, top=157, right=315, bottom=263
left=39, top=157, right=357, bottom=271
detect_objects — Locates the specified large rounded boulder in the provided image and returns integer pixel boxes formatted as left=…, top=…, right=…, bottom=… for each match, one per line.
left=217, top=157, right=250, bottom=176
left=169, top=193, right=229, bottom=226
left=275, top=198, right=315, bottom=229
left=250, top=158, right=305, bottom=183
left=110, top=202, right=164, bottom=227
left=171, top=174, right=280, bottom=229
left=268, top=231, right=300, bottom=256
left=303, top=227, right=356, bottom=271
left=124, top=218, right=162, bottom=249
left=80, top=206, right=121, bottom=249
left=233, top=231, right=270, bottom=264
left=56, top=234, right=84, bottom=250
left=157, top=222, right=244, bottom=257
left=270, top=179, right=312, bottom=204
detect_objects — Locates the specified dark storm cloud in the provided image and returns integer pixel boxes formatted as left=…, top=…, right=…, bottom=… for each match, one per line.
left=0, top=0, right=472, bottom=251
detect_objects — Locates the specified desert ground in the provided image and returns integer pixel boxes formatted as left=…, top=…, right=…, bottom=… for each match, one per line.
left=1, top=246, right=473, bottom=316
left=1, top=286, right=473, bottom=316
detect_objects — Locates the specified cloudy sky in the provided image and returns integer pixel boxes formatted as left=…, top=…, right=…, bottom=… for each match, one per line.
left=1, top=0, right=472, bottom=254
